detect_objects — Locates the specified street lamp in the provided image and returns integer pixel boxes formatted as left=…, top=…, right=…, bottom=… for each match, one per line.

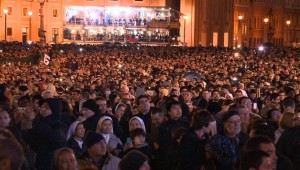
left=39, top=0, right=46, bottom=48
left=286, top=20, right=291, bottom=46
left=238, top=15, right=243, bottom=47
left=3, top=9, right=8, bottom=41
left=263, top=18, right=269, bottom=43
left=183, top=15, right=187, bottom=46
left=28, top=11, right=32, bottom=42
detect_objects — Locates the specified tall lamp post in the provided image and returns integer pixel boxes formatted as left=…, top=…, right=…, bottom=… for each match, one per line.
left=3, top=9, right=8, bottom=41
left=183, top=15, right=187, bottom=46
left=238, top=15, right=243, bottom=47
left=28, top=11, right=33, bottom=42
left=263, top=18, right=269, bottom=43
left=39, top=0, right=46, bottom=48
left=286, top=20, right=291, bottom=46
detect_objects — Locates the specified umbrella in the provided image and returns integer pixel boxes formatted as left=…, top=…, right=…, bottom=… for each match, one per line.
left=183, top=72, right=205, bottom=81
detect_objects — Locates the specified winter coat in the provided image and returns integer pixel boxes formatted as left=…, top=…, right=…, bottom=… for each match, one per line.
left=78, top=151, right=120, bottom=170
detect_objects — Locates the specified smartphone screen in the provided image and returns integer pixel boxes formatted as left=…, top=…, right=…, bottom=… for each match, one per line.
left=253, top=103, right=257, bottom=110
left=126, top=137, right=131, bottom=144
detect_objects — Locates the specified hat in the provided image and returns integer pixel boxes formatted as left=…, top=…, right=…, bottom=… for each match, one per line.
left=82, top=99, right=99, bottom=113
left=84, top=131, right=105, bottom=149
left=222, top=110, right=239, bottom=123
left=119, top=150, right=148, bottom=170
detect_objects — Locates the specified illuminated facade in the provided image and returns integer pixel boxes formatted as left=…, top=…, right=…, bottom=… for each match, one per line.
left=0, top=0, right=300, bottom=47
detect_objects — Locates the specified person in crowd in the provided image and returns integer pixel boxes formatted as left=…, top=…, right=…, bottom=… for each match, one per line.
left=51, top=147, right=78, bottom=170
left=275, top=112, right=295, bottom=143
left=177, top=110, right=215, bottom=170
left=245, top=136, right=296, bottom=170
left=209, top=110, right=248, bottom=170
left=239, top=150, right=272, bottom=170
left=78, top=131, right=120, bottom=170
left=23, top=98, right=68, bottom=170
left=96, top=116, right=123, bottom=154
left=0, top=138, right=25, bottom=170
left=78, top=99, right=101, bottom=131
left=276, top=124, right=300, bottom=169
left=135, top=95, right=152, bottom=133
left=66, top=121, right=85, bottom=157
left=159, top=100, right=189, bottom=160
left=119, top=150, right=150, bottom=170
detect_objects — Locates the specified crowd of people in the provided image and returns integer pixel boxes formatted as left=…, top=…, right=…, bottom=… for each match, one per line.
left=0, top=42, right=300, bottom=170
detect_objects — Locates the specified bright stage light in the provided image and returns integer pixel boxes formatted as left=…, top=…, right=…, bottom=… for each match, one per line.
left=258, top=46, right=264, bottom=51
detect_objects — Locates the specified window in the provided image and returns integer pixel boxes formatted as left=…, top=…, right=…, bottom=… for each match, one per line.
left=53, top=9, right=58, bottom=17
left=7, top=28, right=12, bottom=36
left=23, top=8, right=28, bottom=16
left=52, top=28, right=59, bottom=34
left=8, top=7, right=13, bottom=15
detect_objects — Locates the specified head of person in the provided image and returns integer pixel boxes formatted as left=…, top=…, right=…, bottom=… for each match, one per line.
left=282, top=98, right=295, bottom=113
left=130, top=128, right=146, bottom=146
left=129, top=116, right=146, bottom=132
left=113, top=103, right=127, bottom=119
left=84, top=131, right=107, bottom=157
left=191, top=110, right=214, bottom=139
left=96, top=116, right=113, bottom=135
left=51, top=148, right=77, bottom=170
left=240, top=150, right=272, bottom=170
left=270, top=93, right=280, bottom=106
left=278, top=112, right=295, bottom=130
left=32, top=94, right=42, bottom=112
left=239, top=97, right=253, bottom=112
left=136, top=95, right=151, bottom=114
left=150, top=108, right=165, bottom=127
left=249, top=124, right=276, bottom=142
left=244, top=136, right=278, bottom=170
left=95, top=97, right=107, bottom=113
left=166, top=99, right=182, bottom=120
left=235, top=90, right=244, bottom=99
left=181, top=89, right=193, bottom=103
left=39, top=98, right=62, bottom=117
left=249, top=89, right=257, bottom=100
left=0, top=139, right=25, bottom=170
left=222, top=110, right=241, bottom=138
left=236, top=105, right=250, bottom=126
left=159, top=88, right=168, bottom=98
left=81, top=99, right=99, bottom=118
left=66, top=121, right=85, bottom=141
left=266, top=109, right=281, bottom=123
left=0, top=110, right=11, bottom=128
left=119, top=150, right=150, bottom=170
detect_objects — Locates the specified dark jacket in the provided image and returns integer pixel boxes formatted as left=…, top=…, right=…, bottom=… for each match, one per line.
left=78, top=151, right=120, bottom=170
left=276, top=126, right=300, bottom=169
left=177, top=129, right=207, bottom=170
left=82, top=113, right=101, bottom=132
left=66, top=138, right=83, bottom=157
left=24, top=114, right=67, bottom=170
left=158, top=117, right=189, bottom=157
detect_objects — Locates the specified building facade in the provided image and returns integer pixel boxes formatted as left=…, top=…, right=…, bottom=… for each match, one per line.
left=0, top=0, right=300, bottom=47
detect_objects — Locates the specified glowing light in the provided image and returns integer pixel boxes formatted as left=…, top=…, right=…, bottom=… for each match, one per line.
left=238, top=15, right=243, bottom=20
left=118, top=64, right=122, bottom=68
left=232, top=77, right=238, bottom=81
left=28, top=41, right=32, bottom=44
left=79, top=48, right=83, bottom=52
left=258, top=46, right=264, bottom=51
left=234, top=52, right=239, bottom=57
left=71, top=29, right=76, bottom=34
left=264, top=18, right=269, bottom=23
left=237, top=45, right=241, bottom=48
left=3, top=9, right=8, bottom=14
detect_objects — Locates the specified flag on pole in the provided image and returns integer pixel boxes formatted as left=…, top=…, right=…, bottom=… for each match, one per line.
left=44, top=54, right=50, bottom=65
